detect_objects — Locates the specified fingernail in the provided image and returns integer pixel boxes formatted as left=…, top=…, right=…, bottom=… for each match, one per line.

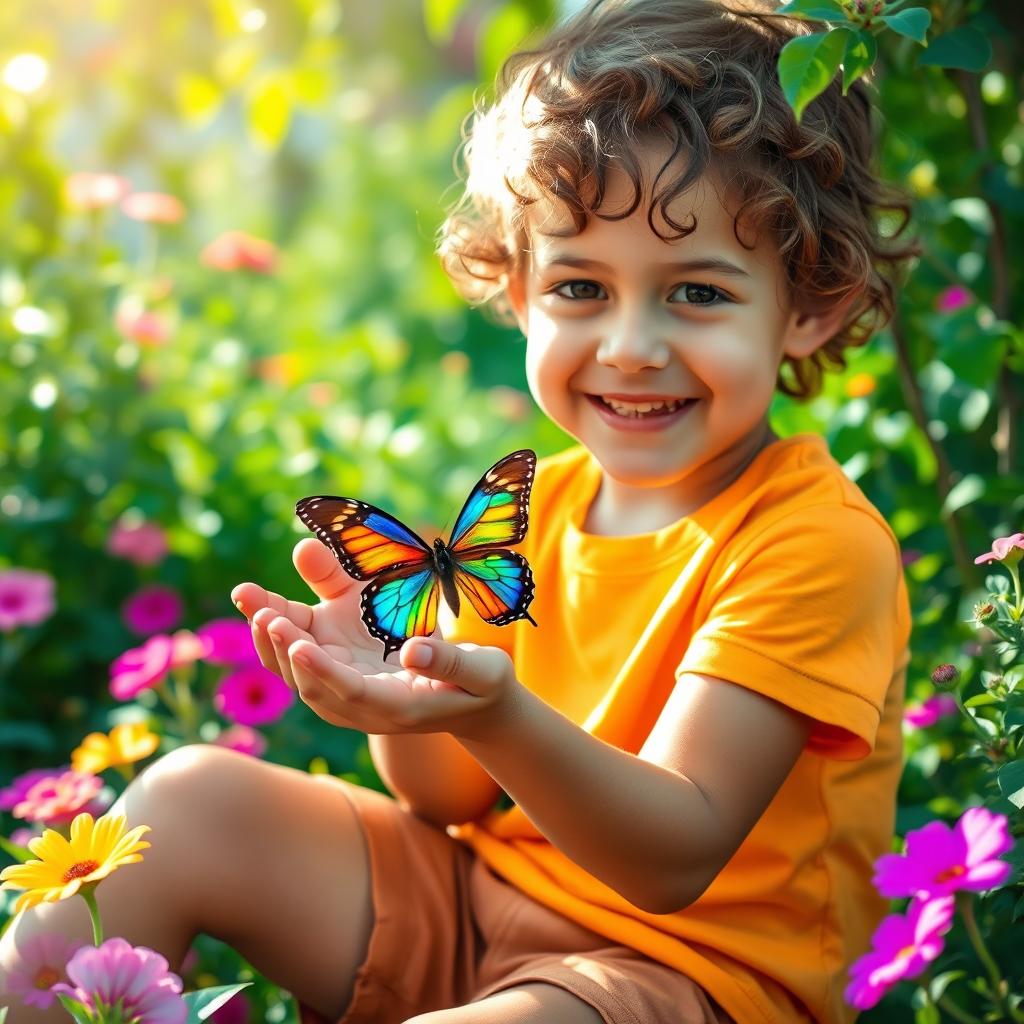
left=406, top=644, right=432, bottom=668
left=234, top=600, right=244, bottom=614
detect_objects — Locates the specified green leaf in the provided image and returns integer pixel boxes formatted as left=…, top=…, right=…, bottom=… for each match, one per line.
left=915, top=1003, right=940, bottom=1024
left=997, top=760, right=1024, bottom=810
left=423, top=0, right=471, bottom=44
left=0, top=834, right=34, bottom=863
left=916, top=25, right=991, bottom=71
left=0, top=1004, right=7, bottom=1023
left=964, top=693, right=998, bottom=708
left=840, top=28, right=877, bottom=93
left=184, top=983, right=252, bottom=1024
left=774, top=0, right=850, bottom=21
left=940, top=473, right=984, bottom=517
left=928, top=970, right=967, bottom=1001
left=56, top=994, right=95, bottom=1024
left=879, top=6, right=931, bottom=44
left=777, top=29, right=849, bottom=123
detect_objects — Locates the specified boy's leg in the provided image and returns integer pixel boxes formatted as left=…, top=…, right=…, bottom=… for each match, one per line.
left=403, top=983, right=604, bottom=1023
left=0, top=745, right=374, bottom=1024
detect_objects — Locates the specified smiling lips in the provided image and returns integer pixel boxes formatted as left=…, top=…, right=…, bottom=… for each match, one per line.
left=585, top=393, right=698, bottom=428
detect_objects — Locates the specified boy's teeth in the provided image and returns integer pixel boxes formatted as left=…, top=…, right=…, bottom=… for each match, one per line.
left=601, top=396, right=685, bottom=416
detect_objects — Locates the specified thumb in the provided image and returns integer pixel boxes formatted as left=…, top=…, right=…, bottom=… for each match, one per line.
left=293, top=538, right=356, bottom=602
left=400, top=639, right=512, bottom=695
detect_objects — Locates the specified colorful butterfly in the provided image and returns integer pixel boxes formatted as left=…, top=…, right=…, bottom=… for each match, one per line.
left=295, top=449, right=538, bottom=659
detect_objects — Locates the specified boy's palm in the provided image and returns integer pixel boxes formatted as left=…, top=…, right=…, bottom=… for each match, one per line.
left=232, top=537, right=433, bottom=683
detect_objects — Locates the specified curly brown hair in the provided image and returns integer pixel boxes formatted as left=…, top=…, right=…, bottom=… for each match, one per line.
left=436, top=0, right=921, bottom=399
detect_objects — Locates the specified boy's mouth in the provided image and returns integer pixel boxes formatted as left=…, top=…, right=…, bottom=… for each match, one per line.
left=586, top=394, right=697, bottom=420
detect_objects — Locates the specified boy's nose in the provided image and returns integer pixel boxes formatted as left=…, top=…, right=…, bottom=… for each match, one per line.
left=595, top=310, right=671, bottom=372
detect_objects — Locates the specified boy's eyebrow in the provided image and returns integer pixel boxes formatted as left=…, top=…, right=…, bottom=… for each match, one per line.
left=538, top=253, right=752, bottom=279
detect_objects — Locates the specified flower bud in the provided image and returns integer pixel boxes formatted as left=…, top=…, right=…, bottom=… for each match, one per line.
left=872, top=0, right=883, bottom=14
left=972, top=601, right=997, bottom=625
left=930, top=663, right=960, bottom=690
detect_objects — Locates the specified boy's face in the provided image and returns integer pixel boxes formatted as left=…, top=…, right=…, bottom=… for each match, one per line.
left=506, top=140, right=852, bottom=528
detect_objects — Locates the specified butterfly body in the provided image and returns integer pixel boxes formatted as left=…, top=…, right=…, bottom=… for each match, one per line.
left=296, top=449, right=538, bottom=659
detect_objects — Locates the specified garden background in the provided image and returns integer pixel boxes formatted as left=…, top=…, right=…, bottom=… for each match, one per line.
left=0, top=0, right=1022, bottom=1021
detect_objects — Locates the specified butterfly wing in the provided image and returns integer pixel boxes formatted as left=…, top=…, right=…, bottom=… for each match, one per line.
left=448, top=449, right=536, bottom=554
left=295, top=496, right=433, bottom=581
left=361, top=566, right=440, bottom=660
left=452, top=550, right=537, bottom=627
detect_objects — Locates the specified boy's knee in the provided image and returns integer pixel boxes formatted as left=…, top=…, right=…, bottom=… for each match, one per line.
left=114, top=743, right=251, bottom=827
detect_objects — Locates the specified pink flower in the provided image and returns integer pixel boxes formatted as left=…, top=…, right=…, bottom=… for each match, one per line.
left=121, top=191, right=185, bottom=224
left=53, top=938, right=186, bottom=1024
left=110, top=634, right=175, bottom=700
left=107, top=519, right=169, bottom=566
left=3, top=931, right=85, bottom=1009
left=10, top=826, right=42, bottom=847
left=115, top=303, right=171, bottom=347
left=65, top=172, right=131, bottom=212
left=170, top=629, right=211, bottom=667
left=122, top=585, right=184, bottom=636
left=845, top=895, right=955, bottom=1010
left=0, top=569, right=56, bottom=632
left=213, top=724, right=268, bottom=758
left=903, top=694, right=959, bottom=729
left=12, top=771, right=105, bottom=825
left=974, top=532, right=1024, bottom=567
left=0, top=768, right=66, bottom=811
left=214, top=664, right=294, bottom=726
left=873, top=806, right=1013, bottom=899
left=200, top=230, right=278, bottom=273
left=934, top=285, right=972, bottom=314
left=197, top=618, right=260, bottom=666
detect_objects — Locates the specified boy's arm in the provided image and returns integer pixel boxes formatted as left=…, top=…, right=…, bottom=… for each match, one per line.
left=368, top=732, right=502, bottom=828
left=440, top=654, right=811, bottom=916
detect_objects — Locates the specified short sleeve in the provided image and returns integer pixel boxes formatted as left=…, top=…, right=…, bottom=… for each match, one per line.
left=676, top=505, right=902, bottom=760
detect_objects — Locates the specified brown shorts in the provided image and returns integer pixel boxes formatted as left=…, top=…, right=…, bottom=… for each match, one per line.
left=300, top=781, right=734, bottom=1024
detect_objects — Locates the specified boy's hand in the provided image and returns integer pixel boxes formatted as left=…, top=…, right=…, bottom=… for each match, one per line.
left=231, top=538, right=522, bottom=738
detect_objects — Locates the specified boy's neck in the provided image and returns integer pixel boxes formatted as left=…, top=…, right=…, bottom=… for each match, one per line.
left=581, top=426, right=781, bottom=538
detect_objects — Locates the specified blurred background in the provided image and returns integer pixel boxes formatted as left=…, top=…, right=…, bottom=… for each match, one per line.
left=0, top=0, right=1022, bottom=1019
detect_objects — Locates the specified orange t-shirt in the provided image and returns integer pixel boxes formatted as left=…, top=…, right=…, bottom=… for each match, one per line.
left=441, top=433, right=911, bottom=1024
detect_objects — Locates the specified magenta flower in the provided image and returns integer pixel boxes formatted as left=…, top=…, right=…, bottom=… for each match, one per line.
left=0, top=568, right=56, bottom=632
left=210, top=989, right=250, bottom=1024
left=12, top=771, right=106, bottom=825
left=934, top=285, right=972, bottom=314
left=903, top=694, right=959, bottom=729
left=0, top=767, right=66, bottom=811
left=107, top=519, right=168, bottom=566
left=845, top=895, right=955, bottom=1010
left=197, top=618, right=260, bottom=666
left=213, top=724, right=268, bottom=758
left=3, top=931, right=85, bottom=1009
left=115, top=302, right=172, bottom=347
left=122, top=585, right=184, bottom=636
left=214, top=664, right=294, bottom=726
left=974, top=532, right=1024, bottom=567
left=53, top=938, right=187, bottom=1024
left=110, top=634, right=175, bottom=700
left=873, top=806, right=1013, bottom=899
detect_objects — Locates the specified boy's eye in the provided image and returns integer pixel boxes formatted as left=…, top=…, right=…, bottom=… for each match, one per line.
left=550, top=280, right=728, bottom=306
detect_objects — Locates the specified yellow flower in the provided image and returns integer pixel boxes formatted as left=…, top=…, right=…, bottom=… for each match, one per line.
left=0, top=812, right=150, bottom=914
left=844, top=372, right=877, bottom=399
left=71, top=722, right=160, bottom=775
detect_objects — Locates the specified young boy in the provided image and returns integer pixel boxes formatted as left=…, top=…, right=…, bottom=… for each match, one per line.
left=0, top=1, right=918, bottom=1022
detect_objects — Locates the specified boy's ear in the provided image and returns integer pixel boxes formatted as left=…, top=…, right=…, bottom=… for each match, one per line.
left=505, top=270, right=528, bottom=335
left=781, top=290, right=861, bottom=361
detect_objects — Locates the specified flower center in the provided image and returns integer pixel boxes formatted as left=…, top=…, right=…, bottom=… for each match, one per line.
left=0, top=593, right=24, bottom=610
left=63, top=859, right=100, bottom=882
left=246, top=686, right=264, bottom=705
left=33, top=965, right=61, bottom=989
left=935, top=864, right=966, bottom=884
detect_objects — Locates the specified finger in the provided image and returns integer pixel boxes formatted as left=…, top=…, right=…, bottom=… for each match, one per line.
left=252, top=606, right=293, bottom=684
left=288, top=640, right=378, bottom=729
left=265, top=613, right=322, bottom=690
left=232, top=581, right=315, bottom=634
left=400, top=639, right=510, bottom=699
left=294, top=538, right=357, bottom=602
